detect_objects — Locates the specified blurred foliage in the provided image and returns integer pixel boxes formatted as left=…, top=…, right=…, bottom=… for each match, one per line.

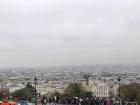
left=119, top=83, right=140, bottom=103
left=82, top=91, right=93, bottom=97
left=0, top=88, right=10, bottom=100
left=64, top=82, right=84, bottom=97
left=64, top=82, right=92, bottom=97
left=12, top=82, right=35, bottom=100
left=52, top=91, right=61, bottom=97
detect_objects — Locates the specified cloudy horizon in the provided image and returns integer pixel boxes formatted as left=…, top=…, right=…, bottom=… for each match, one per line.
left=0, top=0, right=140, bottom=67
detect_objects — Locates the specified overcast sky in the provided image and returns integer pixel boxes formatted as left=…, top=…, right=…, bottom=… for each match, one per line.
left=0, top=0, right=140, bottom=67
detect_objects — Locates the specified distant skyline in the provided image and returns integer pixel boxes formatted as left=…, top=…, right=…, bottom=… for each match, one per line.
left=0, top=0, right=140, bottom=67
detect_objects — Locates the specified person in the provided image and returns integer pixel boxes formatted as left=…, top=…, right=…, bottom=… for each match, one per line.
left=44, top=97, right=47, bottom=105
left=106, top=98, right=110, bottom=105
left=18, top=98, right=28, bottom=105
left=41, top=96, right=44, bottom=105
left=53, top=96, right=57, bottom=105
left=95, top=98, right=99, bottom=105
left=41, top=96, right=47, bottom=105
left=79, top=97, right=83, bottom=105
left=48, top=97, right=52, bottom=104
left=1, top=100, right=9, bottom=105
left=122, top=100, right=125, bottom=105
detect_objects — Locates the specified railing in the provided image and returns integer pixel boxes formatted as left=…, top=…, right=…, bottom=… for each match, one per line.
left=115, top=100, right=138, bottom=105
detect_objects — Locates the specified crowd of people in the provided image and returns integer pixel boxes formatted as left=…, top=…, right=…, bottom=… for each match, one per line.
left=41, top=96, right=118, bottom=105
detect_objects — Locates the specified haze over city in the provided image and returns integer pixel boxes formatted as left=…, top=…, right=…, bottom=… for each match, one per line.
left=1, top=1, right=140, bottom=105
left=0, top=0, right=140, bottom=67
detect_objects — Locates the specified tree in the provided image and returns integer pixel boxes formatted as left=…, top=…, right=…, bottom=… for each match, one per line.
left=82, top=91, right=93, bottom=97
left=12, top=83, right=35, bottom=100
left=0, top=88, right=10, bottom=100
left=119, top=83, right=140, bottom=102
left=64, top=82, right=85, bottom=97
left=52, top=91, right=61, bottom=97
left=136, top=93, right=140, bottom=104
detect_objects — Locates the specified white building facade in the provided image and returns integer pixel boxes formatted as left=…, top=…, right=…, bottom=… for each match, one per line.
left=90, top=79, right=109, bottom=97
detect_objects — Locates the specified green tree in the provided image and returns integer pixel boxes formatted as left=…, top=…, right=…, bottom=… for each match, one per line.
left=52, top=91, right=61, bottom=97
left=82, top=91, right=93, bottom=97
left=64, top=82, right=85, bottom=97
left=12, top=83, right=35, bottom=100
left=136, top=93, right=140, bottom=104
left=0, top=88, right=10, bottom=100
left=119, top=83, right=140, bottom=102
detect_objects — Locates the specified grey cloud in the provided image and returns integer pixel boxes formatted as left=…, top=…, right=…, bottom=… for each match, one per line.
left=0, top=0, right=140, bottom=67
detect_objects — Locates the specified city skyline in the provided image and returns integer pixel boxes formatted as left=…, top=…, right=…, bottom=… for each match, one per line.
left=0, top=0, right=140, bottom=67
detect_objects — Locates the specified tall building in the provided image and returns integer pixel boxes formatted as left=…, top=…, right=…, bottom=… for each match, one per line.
left=90, top=80, right=109, bottom=97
